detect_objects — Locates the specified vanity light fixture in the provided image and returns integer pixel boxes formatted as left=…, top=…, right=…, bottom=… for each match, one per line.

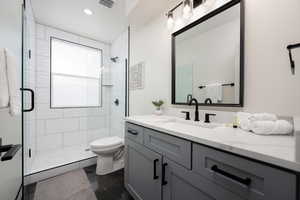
left=83, top=8, right=93, bottom=16
left=193, top=0, right=204, bottom=8
left=183, top=0, right=193, bottom=19
left=167, top=0, right=207, bottom=28
left=167, top=12, right=174, bottom=29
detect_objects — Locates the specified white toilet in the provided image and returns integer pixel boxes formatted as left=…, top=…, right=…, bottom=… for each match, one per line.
left=90, top=136, right=124, bottom=175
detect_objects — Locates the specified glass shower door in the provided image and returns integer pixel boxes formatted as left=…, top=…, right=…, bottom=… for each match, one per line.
left=22, top=0, right=36, bottom=176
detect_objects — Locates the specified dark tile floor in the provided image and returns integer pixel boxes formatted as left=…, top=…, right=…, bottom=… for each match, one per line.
left=24, top=182, right=36, bottom=200
left=24, top=165, right=134, bottom=200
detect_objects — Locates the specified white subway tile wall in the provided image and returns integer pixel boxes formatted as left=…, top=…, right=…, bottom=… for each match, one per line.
left=63, top=131, right=87, bottom=147
left=36, top=55, right=49, bottom=73
left=36, top=134, right=63, bottom=152
left=34, top=24, right=112, bottom=155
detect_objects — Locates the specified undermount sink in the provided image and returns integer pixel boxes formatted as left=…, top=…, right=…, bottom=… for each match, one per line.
left=156, top=117, right=225, bottom=129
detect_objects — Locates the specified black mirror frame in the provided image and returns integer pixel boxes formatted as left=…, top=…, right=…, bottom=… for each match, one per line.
left=171, top=0, right=244, bottom=107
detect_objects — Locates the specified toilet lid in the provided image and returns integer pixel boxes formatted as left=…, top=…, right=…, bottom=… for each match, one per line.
left=90, top=137, right=123, bottom=150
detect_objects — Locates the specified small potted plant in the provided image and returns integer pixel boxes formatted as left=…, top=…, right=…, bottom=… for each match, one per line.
left=152, top=100, right=164, bottom=115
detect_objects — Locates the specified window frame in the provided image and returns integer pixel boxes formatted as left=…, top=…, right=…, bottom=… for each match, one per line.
left=50, top=36, right=103, bottom=109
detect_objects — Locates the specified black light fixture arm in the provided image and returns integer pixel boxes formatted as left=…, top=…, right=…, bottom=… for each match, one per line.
left=287, top=43, right=300, bottom=75
left=168, top=2, right=183, bottom=14
left=166, top=0, right=204, bottom=15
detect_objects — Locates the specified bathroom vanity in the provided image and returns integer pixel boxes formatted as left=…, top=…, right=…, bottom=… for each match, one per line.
left=124, top=116, right=300, bottom=200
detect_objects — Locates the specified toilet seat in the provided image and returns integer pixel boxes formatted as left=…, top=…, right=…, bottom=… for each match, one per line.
left=90, top=136, right=123, bottom=151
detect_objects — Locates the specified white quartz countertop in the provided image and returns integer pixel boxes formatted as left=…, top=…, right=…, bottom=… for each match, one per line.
left=125, top=115, right=300, bottom=173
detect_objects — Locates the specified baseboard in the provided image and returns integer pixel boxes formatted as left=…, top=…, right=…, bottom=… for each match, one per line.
left=24, top=157, right=96, bottom=185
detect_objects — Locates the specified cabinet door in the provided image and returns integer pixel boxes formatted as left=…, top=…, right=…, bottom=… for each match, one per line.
left=125, top=139, right=162, bottom=200
left=162, top=158, right=244, bottom=200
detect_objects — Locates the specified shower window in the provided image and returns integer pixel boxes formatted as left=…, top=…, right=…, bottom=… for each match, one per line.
left=50, top=37, right=103, bottom=108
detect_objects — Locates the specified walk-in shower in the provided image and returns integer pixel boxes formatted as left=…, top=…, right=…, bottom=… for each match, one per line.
left=23, top=0, right=129, bottom=176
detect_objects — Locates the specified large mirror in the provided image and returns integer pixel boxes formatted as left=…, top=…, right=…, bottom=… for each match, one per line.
left=172, top=0, right=244, bottom=106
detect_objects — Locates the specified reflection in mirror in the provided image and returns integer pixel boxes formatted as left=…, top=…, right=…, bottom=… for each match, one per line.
left=172, top=1, right=243, bottom=106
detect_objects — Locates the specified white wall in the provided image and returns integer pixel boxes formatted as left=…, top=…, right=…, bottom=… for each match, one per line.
left=130, top=0, right=300, bottom=119
left=34, top=24, right=112, bottom=153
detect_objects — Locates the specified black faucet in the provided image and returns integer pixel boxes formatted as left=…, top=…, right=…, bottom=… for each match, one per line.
left=181, top=111, right=190, bottom=120
left=189, top=98, right=199, bottom=121
left=204, top=98, right=212, bottom=104
left=204, top=113, right=216, bottom=123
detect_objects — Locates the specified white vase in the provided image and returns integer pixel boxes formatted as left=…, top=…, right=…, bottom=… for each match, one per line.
left=154, top=107, right=163, bottom=115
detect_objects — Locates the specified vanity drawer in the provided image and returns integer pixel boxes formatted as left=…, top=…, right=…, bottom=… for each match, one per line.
left=144, top=128, right=191, bottom=169
left=125, top=123, right=144, bottom=144
left=193, top=144, right=297, bottom=200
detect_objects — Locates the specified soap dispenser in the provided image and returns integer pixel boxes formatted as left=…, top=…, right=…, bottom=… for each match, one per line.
left=233, top=116, right=239, bottom=129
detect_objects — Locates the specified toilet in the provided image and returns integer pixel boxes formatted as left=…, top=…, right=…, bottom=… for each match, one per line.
left=90, top=136, right=124, bottom=175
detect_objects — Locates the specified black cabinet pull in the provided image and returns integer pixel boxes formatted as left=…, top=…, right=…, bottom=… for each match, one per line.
left=128, top=129, right=138, bottom=135
left=162, top=163, right=168, bottom=186
left=21, top=88, right=35, bottom=112
left=211, top=165, right=251, bottom=186
left=153, top=159, right=159, bottom=180
left=0, top=144, right=21, bottom=162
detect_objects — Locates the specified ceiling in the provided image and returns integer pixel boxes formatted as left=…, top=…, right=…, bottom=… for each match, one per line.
left=128, top=0, right=180, bottom=29
left=31, top=0, right=129, bottom=43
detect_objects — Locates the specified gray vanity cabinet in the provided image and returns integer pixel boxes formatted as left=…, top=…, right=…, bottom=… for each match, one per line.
left=125, top=139, right=162, bottom=200
left=125, top=122, right=298, bottom=200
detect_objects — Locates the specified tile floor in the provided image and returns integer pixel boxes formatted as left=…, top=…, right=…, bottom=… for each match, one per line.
left=24, top=165, right=133, bottom=200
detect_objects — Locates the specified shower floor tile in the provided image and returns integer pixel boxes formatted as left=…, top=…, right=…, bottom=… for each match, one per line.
left=27, top=145, right=96, bottom=175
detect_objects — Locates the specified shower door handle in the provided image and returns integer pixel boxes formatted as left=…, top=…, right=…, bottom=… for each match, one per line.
left=21, top=88, right=35, bottom=112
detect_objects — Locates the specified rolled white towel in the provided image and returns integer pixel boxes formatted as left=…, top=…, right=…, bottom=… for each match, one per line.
left=249, top=113, right=277, bottom=122
left=250, top=121, right=275, bottom=134
left=236, top=112, right=251, bottom=131
left=250, top=120, right=293, bottom=135
left=0, top=48, right=9, bottom=108
left=5, top=49, right=21, bottom=116
left=272, top=120, right=293, bottom=135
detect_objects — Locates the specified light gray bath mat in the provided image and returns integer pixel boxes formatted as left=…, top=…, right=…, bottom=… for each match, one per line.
left=34, top=169, right=97, bottom=200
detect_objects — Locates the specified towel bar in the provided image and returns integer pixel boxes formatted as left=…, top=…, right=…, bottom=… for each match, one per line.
left=199, top=83, right=235, bottom=89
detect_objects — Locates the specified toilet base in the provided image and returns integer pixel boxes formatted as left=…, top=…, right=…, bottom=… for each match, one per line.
left=96, top=156, right=124, bottom=175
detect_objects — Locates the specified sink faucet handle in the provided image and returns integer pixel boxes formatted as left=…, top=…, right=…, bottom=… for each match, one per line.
left=205, top=113, right=216, bottom=123
left=181, top=111, right=191, bottom=120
